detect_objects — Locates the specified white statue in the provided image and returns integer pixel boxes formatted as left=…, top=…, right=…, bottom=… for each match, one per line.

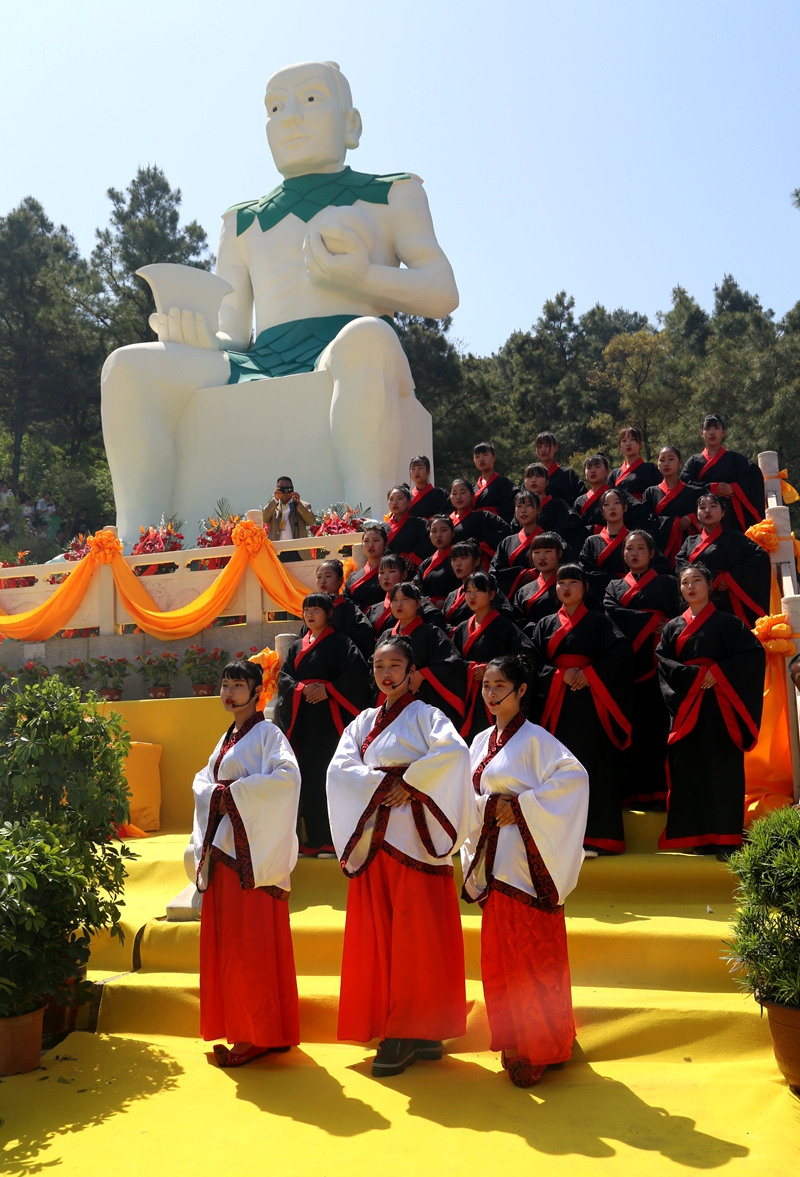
left=101, top=60, right=459, bottom=541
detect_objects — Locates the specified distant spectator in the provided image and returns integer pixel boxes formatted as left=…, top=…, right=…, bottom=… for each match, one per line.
left=36, top=491, right=56, bottom=517
left=21, top=496, right=34, bottom=525
left=72, top=507, right=92, bottom=537
left=0, top=481, right=12, bottom=506
left=263, top=476, right=315, bottom=563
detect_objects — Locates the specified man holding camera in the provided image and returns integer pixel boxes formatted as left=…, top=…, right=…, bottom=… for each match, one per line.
left=263, top=477, right=316, bottom=562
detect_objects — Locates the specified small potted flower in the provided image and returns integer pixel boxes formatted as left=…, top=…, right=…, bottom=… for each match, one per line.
left=181, top=645, right=229, bottom=696
left=53, top=657, right=90, bottom=696
left=89, top=655, right=131, bottom=701
left=15, top=661, right=49, bottom=690
left=135, top=651, right=181, bottom=698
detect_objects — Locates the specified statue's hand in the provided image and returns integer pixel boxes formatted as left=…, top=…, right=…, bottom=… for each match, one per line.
left=303, top=226, right=371, bottom=295
left=149, top=307, right=231, bottom=349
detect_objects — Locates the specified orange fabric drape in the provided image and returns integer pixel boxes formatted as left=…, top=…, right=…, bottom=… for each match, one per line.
left=0, top=523, right=309, bottom=643
left=744, top=577, right=796, bottom=824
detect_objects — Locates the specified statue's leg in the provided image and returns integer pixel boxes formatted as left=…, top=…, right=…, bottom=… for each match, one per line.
left=317, top=317, right=413, bottom=516
left=101, top=342, right=230, bottom=539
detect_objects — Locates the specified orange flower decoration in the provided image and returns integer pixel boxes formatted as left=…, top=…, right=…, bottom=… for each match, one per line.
left=341, top=556, right=357, bottom=582
left=87, top=530, right=124, bottom=564
left=231, top=519, right=266, bottom=554
left=745, top=519, right=779, bottom=553
left=247, top=646, right=281, bottom=712
left=752, top=612, right=796, bottom=656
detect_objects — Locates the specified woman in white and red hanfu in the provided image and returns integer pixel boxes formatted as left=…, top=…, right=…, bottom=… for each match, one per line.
left=462, top=653, right=589, bottom=1088
left=192, top=655, right=301, bottom=1068
left=327, top=634, right=476, bottom=1079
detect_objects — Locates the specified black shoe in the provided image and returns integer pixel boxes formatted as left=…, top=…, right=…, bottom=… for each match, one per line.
left=371, top=1038, right=417, bottom=1077
left=414, top=1039, right=443, bottom=1060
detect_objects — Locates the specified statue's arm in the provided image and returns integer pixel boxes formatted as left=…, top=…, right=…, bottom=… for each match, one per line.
left=215, top=213, right=255, bottom=351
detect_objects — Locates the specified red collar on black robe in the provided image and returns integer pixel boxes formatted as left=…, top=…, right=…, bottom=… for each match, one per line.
left=527, top=572, right=557, bottom=606
left=392, top=615, right=424, bottom=637
left=619, top=567, right=657, bottom=606
left=422, top=546, right=452, bottom=579
left=595, top=526, right=628, bottom=568
left=654, top=479, right=686, bottom=514
left=615, top=457, right=643, bottom=485
left=462, top=608, right=500, bottom=658
left=546, top=602, right=588, bottom=660
left=349, top=561, right=380, bottom=591
left=294, top=625, right=334, bottom=668
left=689, top=525, right=722, bottom=562
left=411, top=482, right=433, bottom=504
left=580, top=486, right=606, bottom=516
left=450, top=508, right=473, bottom=526
left=386, top=513, right=409, bottom=544
left=372, top=595, right=393, bottom=632
left=445, top=587, right=466, bottom=621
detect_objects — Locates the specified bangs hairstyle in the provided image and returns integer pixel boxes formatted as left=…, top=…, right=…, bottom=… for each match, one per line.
left=624, top=529, right=655, bottom=553
left=536, top=431, right=558, bottom=447
left=379, top=553, right=406, bottom=573
left=531, top=531, right=564, bottom=553
left=473, top=441, right=496, bottom=455
left=680, top=561, right=713, bottom=586
left=387, top=483, right=412, bottom=502
left=485, top=652, right=535, bottom=714
left=450, top=540, right=480, bottom=561
left=599, top=487, right=626, bottom=510
left=409, top=455, right=431, bottom=471
left=429, top=513, right=455, bottom=532
left=659, top=444, right=682, bottom=461
left=585, top=452, right=610, bottom=470
left=524, top=462, right=548, bottom=480
left=319, top=558, right=344, bottom=582
left=220, top=659, right=263, bottom=690
left=619, top=426, right=643, bottom=444
left=697, top=492, right=725, bottom=512
left=556, top=563, right=589, bottom=589
left=362, top=523, right=388, bottom=544
left=389, top=580, right=421, bottom=602
left=515, top=490, right=540, bottom=510
left=702, top=413, right=725, bottom=430
left=465, top=571, right=497, bottom=594
left=302, top=592, right=335, bottom=614
left=450, top=476, right=474, bottom=495
left=373, top=634, right=414, bottom=667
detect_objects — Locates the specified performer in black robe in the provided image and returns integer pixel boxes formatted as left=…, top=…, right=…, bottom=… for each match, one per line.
left=384, top=485, right=432, bottom=571
left=442, top=541, right=518, bottom=631
left=277, top=594, right=370, bottom=854
left=414, top=515, right=460, bottom=606
left=367, top=554, right=446, bottom=636
left=516, top=533, right=564, bottom=628
left=574, top=454, right=611, bottom=536
left=520, top=463, right=585, bottom=554
left=642, top=445, right=702, bottom=568
left=609, top=427, right=660, bottom=501
left=656, top=564, right=764, bottom=856
left=490, top=491, right=546, bottom=599
left=675, top=494, right=770, bottom=628
left=582, top=489, right=670, bottom=599
left=386, top=582, right=467, bottom=728
left=680, top=413, right=765, bottom=533
left=603, top=531, right=683, bottom=808
left=452, top=571, right=534, bottom=742
left=530, top=565, right=633, bottom=855
left=343, top=524, right=388, bottom=611
left=472, top=442, right=517, bottom=523
left=298, top=559, right=376, bottom=660
left=533, top=432, right=585, bottom=506
left=407, top=454, right=452, bottom=519
left=449, top=478, right=511, bottom=569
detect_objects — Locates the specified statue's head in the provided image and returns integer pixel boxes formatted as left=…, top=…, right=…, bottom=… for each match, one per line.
left=265, top=61, right=362, bottom=179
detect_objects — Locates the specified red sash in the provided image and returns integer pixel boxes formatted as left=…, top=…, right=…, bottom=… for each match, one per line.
left=676, top=602, right=714, bottom=655
left=462, top=608, right=500, bottom=658
left=615, top=457, right=643, bottom=486
left=410, top=482, right=433, bottom=505
left=525, top=573, right=557, bottom=612
left=688, top=525, right=722, bottom=562
left=619, top=570, right=665, bottom=675
left=475, top=472, right=499, bottom=515
left=422, top=546, right=452, bottom=580
left=540, top=651, right=632, bottom=750
left=445, top=587, right=466, bottom=622
left=546, top=602, right=588, bottom=660
left=294, top=625, right=334, bottom=669
left=712, top=573, right=765, bottom=626
left=595, top=526, right=629, bottom=568
left=286, top=678, right=360, bottom=741
left=698, top=447, right=761, bottom=532
left=579, top=487, right=606, bottom=516
left=372, top=596, right=393, bottom=633
left=348, top=561, right=380, bottom=592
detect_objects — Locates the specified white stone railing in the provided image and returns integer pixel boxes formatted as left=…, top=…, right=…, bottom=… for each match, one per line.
left=758, top=452, right=800, bottom=801
left=0, top=510, right=364, bottom=637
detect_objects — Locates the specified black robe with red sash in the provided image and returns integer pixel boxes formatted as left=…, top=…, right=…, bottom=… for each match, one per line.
left=490, top=528, right=543, bottom=599
left=473, top=472, right=517, bottom=524
left=277, top=629, right=370, bottom=847
left=442, top=584, right=518, bottom=633
left=366, top=594, right=446, bottom=637
left=414, top=546, right=461, bottom=606
left=642, top=480, right=703, bottom=567
left=536, top=495, right=585, bottom=557
left=581, top=527, right=671, bottom=598
left=575, top=486, right=647, bottom=537
left=516, top=573, right=561, bottom=628
left=541, top=463, right=585, bottom=508
left=298, top=595, right=376, bottom=660
left=675, top=527, right=770, bottom=628
left=408, top=483, right=452, bottom=520
left=450, top=508, right=511, bottom=570
left=656, top=604, right=764, bottom=851
left=680, top=448, right=765, bottom=533
left=385, top=513, right=432, bottom=570
left=610, top=458, right=660, bottom=502
left=384, top=617, right=467, bottom=730
left=530, top=604, right=633, bottom=852
left=343, top=562, right=384, bottom=611
left=604, top=570, right=683, bottom=807
left=452, top=611, right=535, bottom=743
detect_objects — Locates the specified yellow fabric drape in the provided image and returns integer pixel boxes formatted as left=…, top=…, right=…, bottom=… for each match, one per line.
left=0, top=524, right=308, bottom=643
left=744, top=577, right=796, bottom=824
left=778, top=469, right=800, bottom=504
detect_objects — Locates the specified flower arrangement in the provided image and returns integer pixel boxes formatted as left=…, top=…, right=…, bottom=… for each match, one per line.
left=89, top=656, right=131, bottom=691
left=181, top=645, right=229, bottom=686
left=310, top=501, right=369, bottom=538
left=134, top=651, right=181, bottom=688
left=62, top=535, right=91, bottom=562
left=194, top=499, right=241, bottom=571
left=0, top=550, right=35, bottom=589
left=16, top=660, right=49, bottom=689
left=131, top=515, right=185, bottom=577
left=53, top=658, right=90, bottom=692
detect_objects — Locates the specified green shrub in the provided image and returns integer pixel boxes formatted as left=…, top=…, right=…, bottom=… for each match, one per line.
left=725, top=806, right=800, bottom=1008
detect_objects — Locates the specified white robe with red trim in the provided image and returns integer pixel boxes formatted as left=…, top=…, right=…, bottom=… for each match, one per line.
left=327, top=701, right=477, bottom=874
left=462, top=720, right=589, bottom=905
left=191, top=721, right=301, bottom=890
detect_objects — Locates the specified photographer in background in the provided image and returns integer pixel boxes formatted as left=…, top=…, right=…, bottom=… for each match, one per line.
left=263, top=476, right=315, bottom=563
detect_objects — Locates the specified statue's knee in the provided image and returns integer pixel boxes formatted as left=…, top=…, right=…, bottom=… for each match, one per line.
left=101, top=342, right=158, bottom=390
left=326, top=316, right=403, bottom=368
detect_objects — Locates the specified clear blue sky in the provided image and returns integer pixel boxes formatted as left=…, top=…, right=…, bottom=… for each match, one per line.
left=3, top=0, right=799, bottom=356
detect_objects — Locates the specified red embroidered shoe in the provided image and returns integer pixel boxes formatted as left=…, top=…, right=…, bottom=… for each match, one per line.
left=501, top=1051, right=546, bottom=1088
left=299, top=843, right=337, bottom=859
left=213, top=1044, right=290, bottom=1068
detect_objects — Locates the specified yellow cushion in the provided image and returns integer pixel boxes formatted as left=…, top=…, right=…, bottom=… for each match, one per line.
left=124, top=741, right=163, bottom=831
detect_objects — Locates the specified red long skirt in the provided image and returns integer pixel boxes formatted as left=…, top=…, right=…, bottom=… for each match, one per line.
left=338, top=849, right=467, bottom=1043
left=200, top=862, right=299, bottom=1046
left=481, top=889, right=575, bottom=1064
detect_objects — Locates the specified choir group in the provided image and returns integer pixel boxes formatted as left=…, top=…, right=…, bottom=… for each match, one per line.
left=190, top=414, right=770, bottom=1089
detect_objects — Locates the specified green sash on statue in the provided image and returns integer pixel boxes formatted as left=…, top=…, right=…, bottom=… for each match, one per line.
left=226, top=314, right=398, bottom=384
left=226, top=166, right=411, bottom=237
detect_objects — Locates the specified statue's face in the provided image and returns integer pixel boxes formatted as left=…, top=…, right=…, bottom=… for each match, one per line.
left=265, top=63, right=355, bottom=178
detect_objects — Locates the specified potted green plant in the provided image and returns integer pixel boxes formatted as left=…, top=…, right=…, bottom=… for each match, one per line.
left=725, top=805, right=800, bottom=1094
left=181, top=645, right=229, bottom=696
left=89, top=655, right=131, bottom=701
left=15, top=660, right=48, bottom=689
left=53, top=657, right=90, bottom=695
left=135, top=651, right=181, bottom=698
left=0, top=676, right=133, bottom=1069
